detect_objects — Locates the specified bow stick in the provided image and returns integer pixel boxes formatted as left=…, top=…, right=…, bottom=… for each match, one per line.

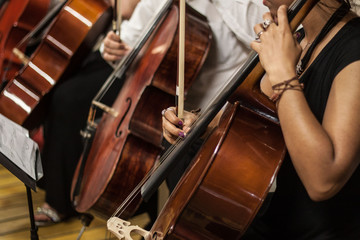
left=113, top=0, right=122, bottom=36
left=176, top=0, right=185, bottom=119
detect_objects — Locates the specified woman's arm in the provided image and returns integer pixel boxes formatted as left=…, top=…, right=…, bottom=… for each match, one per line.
left=278, top=60, right=360, bottom=201
left=252, top=6, right=360, bottom=201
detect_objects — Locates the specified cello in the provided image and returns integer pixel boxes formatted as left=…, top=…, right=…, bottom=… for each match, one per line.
left=71, top=0, right=211, bottom=220
left=107, top=0, right=319, bottom=238
left=0, top=0, right=112, bottom=130
left=0, top=0, right=50, bottom=84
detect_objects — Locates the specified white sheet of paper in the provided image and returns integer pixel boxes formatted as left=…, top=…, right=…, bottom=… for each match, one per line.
left=0, top=114, right=43, bottom=180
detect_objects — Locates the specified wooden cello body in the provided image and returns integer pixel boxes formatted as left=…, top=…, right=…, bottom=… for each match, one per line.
left=0, top=0, right=50, bottom=83
left=140, top=0, right=320, bottom=238
left=71, top=1, right=212, bottom=220
left=149, top=101, right=285, bottom=239
left=0, top=0, right=112, bottom=129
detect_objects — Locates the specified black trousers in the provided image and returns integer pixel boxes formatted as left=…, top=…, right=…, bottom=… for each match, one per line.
left=38, top=51, right=158, bottom=223
left=38, top=51, right=116, bottom=217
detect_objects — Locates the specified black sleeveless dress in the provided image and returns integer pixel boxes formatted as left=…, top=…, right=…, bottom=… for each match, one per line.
left=244, top=17, right=360, bottom=240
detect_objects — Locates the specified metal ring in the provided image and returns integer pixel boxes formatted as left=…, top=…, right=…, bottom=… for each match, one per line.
left=262, top=19, right=272, bottom=29
left=162, top=107, right=175, bottom=116
left=255, top=30, right=264, bottom=40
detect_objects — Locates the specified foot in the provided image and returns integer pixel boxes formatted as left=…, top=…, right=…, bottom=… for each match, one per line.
left=34, top=203, right=64, bottom=227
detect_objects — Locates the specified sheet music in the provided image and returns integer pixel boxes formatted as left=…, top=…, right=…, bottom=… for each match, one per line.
left=0, top=114, right=43, bottom=181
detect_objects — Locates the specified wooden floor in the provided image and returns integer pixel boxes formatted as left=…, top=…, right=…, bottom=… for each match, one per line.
left=0, top=165, right=156, bottom=240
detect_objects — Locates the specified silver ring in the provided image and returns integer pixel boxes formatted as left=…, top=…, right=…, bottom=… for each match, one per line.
left=167, top=107, right=175, bottom=113
left=262, top=19, right=272, bottom=29
left=255, top=30, right=264, bottom=40
left=162, top=107, right=175, bottom=116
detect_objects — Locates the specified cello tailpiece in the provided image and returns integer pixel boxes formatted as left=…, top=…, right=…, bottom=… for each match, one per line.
left=92, top=100, right=119, bottom=117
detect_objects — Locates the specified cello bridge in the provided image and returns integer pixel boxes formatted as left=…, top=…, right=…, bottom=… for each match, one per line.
left=107, top=217, right=150, bottom=240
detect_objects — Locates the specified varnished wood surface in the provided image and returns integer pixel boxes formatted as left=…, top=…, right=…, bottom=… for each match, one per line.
left=0, top=165, right=152, bottom=239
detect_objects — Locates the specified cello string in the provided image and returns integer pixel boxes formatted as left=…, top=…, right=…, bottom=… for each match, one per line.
left=110, top=112, right=206, bottom=219
left=1, top=0, right=67, bottom=84
left=111, top=109, right=215, bottom=218
left=15, top=0, right=68, bottom=49
left=107, top=111, right=210, bottom=237
left=87, top=0, right=173, bottom=127
left=110, top=124, right=194, bottom=217
left=110, top=136, right=184, bottom=218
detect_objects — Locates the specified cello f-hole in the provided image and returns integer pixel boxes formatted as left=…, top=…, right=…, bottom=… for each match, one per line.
left=115, top=97, right=132, bottom=137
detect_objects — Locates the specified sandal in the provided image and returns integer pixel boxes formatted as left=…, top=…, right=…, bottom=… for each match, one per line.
left=35, top=206, right=63, bottom=227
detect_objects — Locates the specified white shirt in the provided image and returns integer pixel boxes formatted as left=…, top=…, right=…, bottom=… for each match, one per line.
left=120, top=0, right=267, bottom=109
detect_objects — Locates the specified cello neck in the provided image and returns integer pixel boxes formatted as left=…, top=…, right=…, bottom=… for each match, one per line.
left=90, top=0, right=173, bottom=117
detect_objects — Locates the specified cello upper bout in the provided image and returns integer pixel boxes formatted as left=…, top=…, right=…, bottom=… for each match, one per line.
left=0, top=0, right=112, bottom=129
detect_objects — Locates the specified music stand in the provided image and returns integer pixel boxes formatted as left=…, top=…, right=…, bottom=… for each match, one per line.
left=0, top=152, right=39, bottom=239
left=0, top=114, right=42, bottom=240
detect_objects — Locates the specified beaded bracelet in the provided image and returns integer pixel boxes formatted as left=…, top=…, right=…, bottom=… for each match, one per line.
left=270, top=76, right=304, bottom=102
